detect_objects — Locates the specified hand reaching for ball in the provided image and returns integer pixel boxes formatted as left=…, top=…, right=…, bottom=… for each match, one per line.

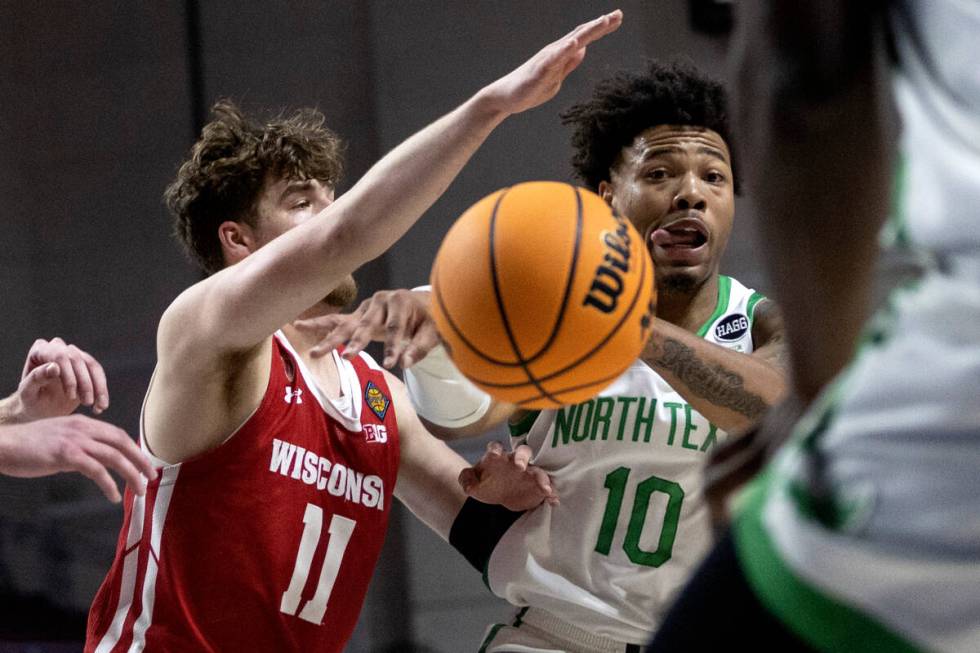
left=293, top=288, right=438, bottom=369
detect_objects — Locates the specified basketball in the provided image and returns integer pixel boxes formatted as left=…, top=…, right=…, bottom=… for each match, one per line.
left=430, top=181, right=656, bottom=409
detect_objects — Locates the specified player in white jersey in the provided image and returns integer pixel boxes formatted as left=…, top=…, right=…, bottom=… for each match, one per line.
left=651, top=2, right=980, bottom=652
left=305, top=61, right=789, bottom=652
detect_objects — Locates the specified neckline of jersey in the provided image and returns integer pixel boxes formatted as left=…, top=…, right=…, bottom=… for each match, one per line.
left=695, top=275, right=732, bottom=338
left=274, top=331, right=362, bottom=431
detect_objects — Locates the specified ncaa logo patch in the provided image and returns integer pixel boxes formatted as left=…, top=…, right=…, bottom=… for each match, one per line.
left=365, top=381, right=390, bottom=421
left=714, top=314, right=749, bottom=342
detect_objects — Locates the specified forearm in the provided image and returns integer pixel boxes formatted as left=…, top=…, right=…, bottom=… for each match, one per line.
left=736, top=0, right=889, bottom=401
left=643, top=320, right=787, bottom=431
left=0, top=395, right=25, bottom=425
left=395, top=439, right=467, bottom=542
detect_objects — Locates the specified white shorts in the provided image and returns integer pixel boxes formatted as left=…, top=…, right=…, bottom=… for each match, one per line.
left=479, top=608, right=652, bottom=653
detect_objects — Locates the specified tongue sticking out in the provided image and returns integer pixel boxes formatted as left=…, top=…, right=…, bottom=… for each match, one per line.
left=651, top=227, right=704, bottom=248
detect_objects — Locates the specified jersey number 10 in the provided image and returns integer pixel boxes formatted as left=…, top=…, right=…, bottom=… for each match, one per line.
left=280, top=503, right=356, bottom=624
left=595, top=467, right=684, bottom=568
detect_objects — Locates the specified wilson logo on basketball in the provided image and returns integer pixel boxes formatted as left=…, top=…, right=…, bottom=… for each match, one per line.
left=714, top=314, right=749, bottom=341
left=583, top=211, right=632, bottom=314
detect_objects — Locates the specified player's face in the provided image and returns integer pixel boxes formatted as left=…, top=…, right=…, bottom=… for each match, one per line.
left=602, top=125, right=734, bottom=294
left=253, top=176, right=358, bottom=308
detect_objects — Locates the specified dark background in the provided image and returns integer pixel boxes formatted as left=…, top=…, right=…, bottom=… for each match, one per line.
left=0, top=2, right=767, bottom=650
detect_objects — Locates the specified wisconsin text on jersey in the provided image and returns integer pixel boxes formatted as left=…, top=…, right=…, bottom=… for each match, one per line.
left=548, top=396, right=720, bottom=452
left=269, top=438, right=386, bottom=510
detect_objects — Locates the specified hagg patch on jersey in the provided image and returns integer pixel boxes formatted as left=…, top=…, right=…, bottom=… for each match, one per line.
left=365, top=381, right=390, bottom=421
left=714, top=313, right=749, bottom=342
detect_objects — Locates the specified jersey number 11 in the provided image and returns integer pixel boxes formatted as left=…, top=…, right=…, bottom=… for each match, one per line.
left=281, top=503, right=356, bottom=624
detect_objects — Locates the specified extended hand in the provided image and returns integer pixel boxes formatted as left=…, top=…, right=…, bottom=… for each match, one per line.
left=459, top=441, right=558, bottom=511
left=294, top=289, right=440, bottom=369
left=0, top=415, right=158, bottom=503
left=480, top=10, right=623, bottom=117
left=9, top=338, right=111, bottom=422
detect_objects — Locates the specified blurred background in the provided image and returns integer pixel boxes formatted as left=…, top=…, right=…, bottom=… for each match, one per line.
left=0, top=1, right=770, bottom=650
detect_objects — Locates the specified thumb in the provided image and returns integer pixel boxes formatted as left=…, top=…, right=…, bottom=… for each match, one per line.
left=458, top=467, right=479, bottom=494
left=21, top=362, right=61, bottom=394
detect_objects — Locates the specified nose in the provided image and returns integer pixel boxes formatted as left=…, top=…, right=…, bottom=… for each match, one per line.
left=672, top=172, right=706, bottom=212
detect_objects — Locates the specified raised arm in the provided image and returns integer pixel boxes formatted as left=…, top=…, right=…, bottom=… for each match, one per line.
left=732, top=0, right=889, bottom=402
left=162, top=11, right=624, bottom=364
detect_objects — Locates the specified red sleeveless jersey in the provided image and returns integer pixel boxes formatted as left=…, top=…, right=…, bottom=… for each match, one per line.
left=86, top=334, right=400, bottom=652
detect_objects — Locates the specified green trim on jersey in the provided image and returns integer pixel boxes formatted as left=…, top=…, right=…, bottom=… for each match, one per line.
left=509, top=410, right=541, bottom=437
left=695, top=275, right=732, bottom=337
left=478, top=623, right=506, bottom=653
left=879, top=153, right=912, bottom=250
left=746, top=292, right=766, bottom=325
left=733, top=475, right=923, bottom=653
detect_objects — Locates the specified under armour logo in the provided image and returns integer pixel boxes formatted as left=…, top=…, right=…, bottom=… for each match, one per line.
left=284, top=386, right=303, bottom=404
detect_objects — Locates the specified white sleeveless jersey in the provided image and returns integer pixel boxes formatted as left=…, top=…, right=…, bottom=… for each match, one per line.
left=889, top=0, right=980, bottom=253
left=486, top=275, right=765, bottom=643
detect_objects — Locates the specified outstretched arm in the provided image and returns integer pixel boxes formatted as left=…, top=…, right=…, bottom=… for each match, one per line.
left=162, top=11, right=624, bottom=364
left=295, top=288, right=520, bottom=440
left=390, top=372, right=555, bottom=541
left=642, top=300, right=788, bottom=432
left=732, top=0, right=889, bottom=402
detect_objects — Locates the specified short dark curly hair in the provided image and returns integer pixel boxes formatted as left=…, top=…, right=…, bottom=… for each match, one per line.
left=561, top=60, right=736, bottom=193
left=164, top=100, right=345, bottom=274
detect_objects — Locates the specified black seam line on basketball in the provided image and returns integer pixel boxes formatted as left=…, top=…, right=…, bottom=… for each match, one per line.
left=521, top=183, right=583, bottom=363
left=432, top=206, right=526, bottom=368
left=433, top=259, right=505, bottom=364
left=461, top=242, right=651, bottom=390
left=488, top=188, right=560, bottom=404
left=513, top=357, right=636, bottom=407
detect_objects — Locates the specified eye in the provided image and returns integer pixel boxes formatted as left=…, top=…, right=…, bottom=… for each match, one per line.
left=292, top=199, right=312, bottom=210
left=646, top=168, right=669, bottom=181
left=705, top=171, right=726, bottom=184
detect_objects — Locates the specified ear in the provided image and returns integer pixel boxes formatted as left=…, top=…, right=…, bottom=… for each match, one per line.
left=217, top=220, right=258, bottom=267
left=597, top=179, right=616, bottom=207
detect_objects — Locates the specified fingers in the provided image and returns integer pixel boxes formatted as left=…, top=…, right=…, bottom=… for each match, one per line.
left=85, top=440, right=149, bottom=498
left=68, top=347, right=96, bottom=407
left=343, top=299, right=389, bottom=360
left=21, top=362, right=62, bottom=397
left=84, top=351, right=110, bottom=414
left=381, top=300, right=409, bottom=368
left=305, top=316, right=354, bottom=358
left=60, top=444, right=122, bottom=503
left=24, top=337, right=110, bottom=408
left=85, top=419, right=158, bottom=483
left=511, top=444, right=532, bottom=471
left=568, top=10, right=622, bottom=49
left=458, top=466, right=479, bottom=494
left=530, top=466, right=559, bottom=506
left=399, top=321, right=441, bottom=369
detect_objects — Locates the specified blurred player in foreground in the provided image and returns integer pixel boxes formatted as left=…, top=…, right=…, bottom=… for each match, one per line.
left=0, top=337, right=155, bottom=501
left=651, top=1, right=980, bottom=651
left=309, top=60, right=789, bottom=652
left=84, top=11, right=622, bottom=653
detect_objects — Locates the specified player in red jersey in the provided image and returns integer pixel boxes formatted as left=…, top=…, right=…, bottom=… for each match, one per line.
left=85, top=11, right=621, bottom=653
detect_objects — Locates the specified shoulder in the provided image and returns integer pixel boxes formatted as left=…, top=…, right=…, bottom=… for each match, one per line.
left=750, top=298, right=784, bottom=344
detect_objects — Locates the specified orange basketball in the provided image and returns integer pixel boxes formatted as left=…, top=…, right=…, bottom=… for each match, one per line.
left=430, top=181, right=656, bottom=409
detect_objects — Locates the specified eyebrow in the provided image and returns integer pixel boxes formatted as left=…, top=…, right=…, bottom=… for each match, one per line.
left=641, top=145, right=729, bottom=163
left=278, top=179, right=315, bottom=204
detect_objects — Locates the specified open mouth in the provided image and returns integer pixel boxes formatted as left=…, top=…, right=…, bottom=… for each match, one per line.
left=650, top=217, right=709, bottom=252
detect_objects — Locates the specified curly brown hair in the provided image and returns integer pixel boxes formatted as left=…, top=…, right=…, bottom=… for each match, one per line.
left=165, top=100, right=346, bottom=274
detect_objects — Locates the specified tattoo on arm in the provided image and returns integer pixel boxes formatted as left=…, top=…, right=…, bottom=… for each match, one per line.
left=651, top=338, right=769, bottom=420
